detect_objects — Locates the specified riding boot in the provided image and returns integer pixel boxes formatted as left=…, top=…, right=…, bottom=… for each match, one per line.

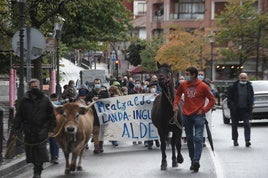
left=93, top=126, right=100, bottom=154
left=99, top=141, right=104, bottom=152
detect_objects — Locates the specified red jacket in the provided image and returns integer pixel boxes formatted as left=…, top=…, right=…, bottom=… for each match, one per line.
left=173, top=79, right=215, bottom=116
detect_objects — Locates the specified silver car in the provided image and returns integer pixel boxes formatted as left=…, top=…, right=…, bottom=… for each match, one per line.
left=222, top=80, right=268, bottom=124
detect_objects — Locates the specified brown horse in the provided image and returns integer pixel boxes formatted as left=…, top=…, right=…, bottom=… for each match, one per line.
left=151, top=63, right=184, bottom=170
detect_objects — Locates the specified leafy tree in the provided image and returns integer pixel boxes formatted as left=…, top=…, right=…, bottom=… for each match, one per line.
left=154, top=26, right=211, bottom=72
left=0, top=0, right=132, bottom=74
left=140, top=36, right=164, bottom=72
left=216, top=0, right=268, bottom=78
left=126, top=39, right=146, bottom=66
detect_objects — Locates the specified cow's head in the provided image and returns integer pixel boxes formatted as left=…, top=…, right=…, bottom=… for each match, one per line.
left=55, top=103, right=91, bottom=135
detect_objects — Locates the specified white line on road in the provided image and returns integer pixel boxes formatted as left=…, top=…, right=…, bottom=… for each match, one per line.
left=208, top=146, right=224, bottom=178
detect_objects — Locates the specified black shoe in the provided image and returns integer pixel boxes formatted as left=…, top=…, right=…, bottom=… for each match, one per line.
left=190, top=163, right=194, bottom=171
left=51, top=157, right=58, bottom=164
left=155, top=140, right=160, bottom=147
left=246, top=141, right=251, bottom=147
left=193, top=161, right=200, bottom=172
left=148, top=146, right=153, bottom=150
left=233, top=140, right=239, bottom=146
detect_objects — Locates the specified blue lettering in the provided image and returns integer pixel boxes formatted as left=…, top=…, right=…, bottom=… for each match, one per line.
left=96, top=102, right=108, bottom=113
left=134, top=96, right=139, bottom=106
left=130, top=123, right=138, bottom=139
left=122, top=123, right=130, bottom=138
left=148, top=122, right=158, bottom=139
left=127, top=100, right=134, bottom=107
left=101, top=114, right=109, bottom=124
left=140, top=96, right=145, bottom=105
left=133, top=109, right=151, bottom=120
left=140, top=122, right=147, bottom=138
left=106, top=112, right=129, bottom=123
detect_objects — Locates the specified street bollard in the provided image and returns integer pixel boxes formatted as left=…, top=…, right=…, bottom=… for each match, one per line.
left=0, top=107, right=4, bottom=162
left=8, top=107, right=14, bottom=133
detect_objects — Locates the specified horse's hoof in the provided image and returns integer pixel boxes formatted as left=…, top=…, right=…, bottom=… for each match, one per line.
left=161, top=163, right=167, bottom=170
left=77, top=166, right=83, bottom=171
left=177, top=154, right=184, bottom=163
left=65, top=169, right=70, bottom=175
left=172, top=161, right=178, bottom=167
left=70, top=165, right=76, bottom=172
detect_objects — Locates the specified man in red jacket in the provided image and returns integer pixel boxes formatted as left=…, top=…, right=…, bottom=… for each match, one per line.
left=173, top=66, right=215, bottom=173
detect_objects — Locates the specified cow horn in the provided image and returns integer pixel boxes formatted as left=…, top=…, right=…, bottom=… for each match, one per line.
left=86, top=101, right=96, bottom=109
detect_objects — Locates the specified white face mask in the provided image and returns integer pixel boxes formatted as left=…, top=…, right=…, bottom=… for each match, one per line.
left=198, top=75, right=204, bottom=80
left=94, top=84, right=101, bottom=89
left=150, top=88, right=157, bottom=93
left=185, top=76, right=192, bottom=82
left=135, top=84, right=141, bottom=88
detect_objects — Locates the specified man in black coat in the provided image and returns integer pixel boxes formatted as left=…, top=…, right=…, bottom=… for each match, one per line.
left=13, top=79, right=57, bottom=178
left=227, top=73, right=254, bottom=147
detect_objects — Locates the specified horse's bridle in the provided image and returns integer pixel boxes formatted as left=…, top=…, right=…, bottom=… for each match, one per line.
left=157, top=67, right=183, bottom=129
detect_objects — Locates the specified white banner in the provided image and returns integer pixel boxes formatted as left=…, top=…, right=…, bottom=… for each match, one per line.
left=94, top=93, right=159, bottom=141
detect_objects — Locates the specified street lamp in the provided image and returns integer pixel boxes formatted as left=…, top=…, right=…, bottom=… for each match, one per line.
left=18, top=0, right=25, bottom=100
left=54, top=18, right=65, bottom=98
left=208, top=34, right=215, bottom=81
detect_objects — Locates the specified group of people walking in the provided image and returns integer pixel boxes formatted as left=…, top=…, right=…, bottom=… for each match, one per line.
left=11, top=65, right=253, bottom=177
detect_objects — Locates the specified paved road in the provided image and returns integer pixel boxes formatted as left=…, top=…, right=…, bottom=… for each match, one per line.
left=8, top=142, right=217, bottom=178
left=212, top=110, right=268, bottom=178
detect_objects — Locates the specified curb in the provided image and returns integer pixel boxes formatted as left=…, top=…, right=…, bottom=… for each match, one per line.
left=0, top=156, right=27, bottom=178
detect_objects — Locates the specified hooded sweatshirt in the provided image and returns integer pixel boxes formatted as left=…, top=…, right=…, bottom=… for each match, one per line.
left=173, top=79, right=215, bottom=116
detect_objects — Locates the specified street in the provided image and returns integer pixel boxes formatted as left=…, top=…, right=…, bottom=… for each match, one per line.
left=6, top=59, right=268, bottom=178
left=7, top=109, right=268, bottom=178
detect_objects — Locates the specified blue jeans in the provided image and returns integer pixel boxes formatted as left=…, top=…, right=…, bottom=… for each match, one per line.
left=49, top=137, right=59, bottom=159
left=183, top=114, right=205, bottom=162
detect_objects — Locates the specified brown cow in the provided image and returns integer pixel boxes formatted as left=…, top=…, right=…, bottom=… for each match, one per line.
left=54, top=102, right=94, bottom=174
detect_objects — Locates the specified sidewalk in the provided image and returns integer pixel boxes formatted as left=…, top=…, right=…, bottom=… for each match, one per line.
left=0, top=153, right=27, bottom=178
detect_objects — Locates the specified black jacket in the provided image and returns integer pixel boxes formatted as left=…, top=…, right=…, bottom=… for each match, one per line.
left=13, top=90, right=57, bottom=163
left=85, top=87, right=109, bottom=126
left=227, top=80, right=254, bottom=111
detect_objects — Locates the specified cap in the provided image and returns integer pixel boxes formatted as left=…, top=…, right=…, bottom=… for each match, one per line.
left=147, top=81, right=158, bottom=88
left=112, top=81, right=121, bottom=86
left=78, top=88, right=88, bottom=96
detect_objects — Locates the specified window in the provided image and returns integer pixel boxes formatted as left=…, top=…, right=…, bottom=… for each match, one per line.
left=137, top=2, right=146, bottom=15
left=215, top=2, right=227, bottom=18
left=178, top=0, right=205, bottom=20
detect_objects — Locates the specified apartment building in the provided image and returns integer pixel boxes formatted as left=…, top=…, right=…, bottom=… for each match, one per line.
left=144, top=0, right=268, bottom=79
left=146, top=0, right=267, bottom=38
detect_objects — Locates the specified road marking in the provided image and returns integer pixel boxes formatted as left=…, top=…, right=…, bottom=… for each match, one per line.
left=208, top=147, right=224, bottom=178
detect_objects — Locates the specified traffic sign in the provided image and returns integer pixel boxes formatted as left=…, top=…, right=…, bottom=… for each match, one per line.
left=12, top=27, right=46, bottom=60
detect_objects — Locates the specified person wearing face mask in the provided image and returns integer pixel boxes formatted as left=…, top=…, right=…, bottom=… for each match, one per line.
left=132, top=79, right=143, bottom=94
left=12, top=79, right=57, bottom=178
left=85, top=78, right=109, bottom=154
left=175, top=76, right=185, bottom=90
left=173, top=66, right=215, bottom=172
left=227, top=73, right=254, bottom=147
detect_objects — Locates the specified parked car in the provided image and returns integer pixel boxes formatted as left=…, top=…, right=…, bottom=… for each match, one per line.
left=222, top=80, right=268, bottom=124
